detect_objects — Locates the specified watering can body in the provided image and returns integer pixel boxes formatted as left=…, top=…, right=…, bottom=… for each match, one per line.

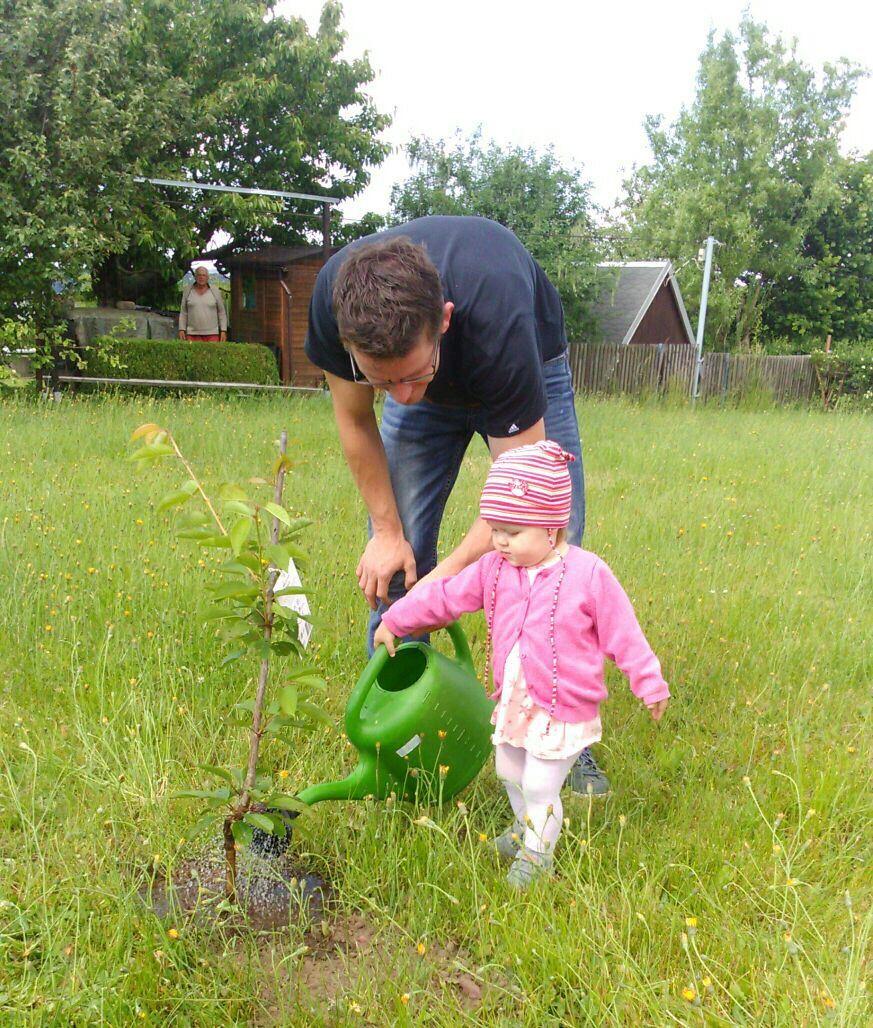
left=297, top=623, right=494, bottom=807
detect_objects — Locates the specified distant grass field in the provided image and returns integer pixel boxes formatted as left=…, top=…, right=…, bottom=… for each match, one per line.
left=0, top=391, right=870, bottom=1026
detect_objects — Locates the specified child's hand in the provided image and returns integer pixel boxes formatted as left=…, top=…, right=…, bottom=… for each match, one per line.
left=374, top=622, right=398, bottom=657
left=648, top=698, right=669, bottom=722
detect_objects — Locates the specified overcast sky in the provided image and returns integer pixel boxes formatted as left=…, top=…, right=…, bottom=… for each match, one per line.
left=277, top=0, right=872, bottom=221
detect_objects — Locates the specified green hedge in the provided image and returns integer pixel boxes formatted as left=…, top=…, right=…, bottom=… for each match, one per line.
left=84, top=338, right=280, bottom=385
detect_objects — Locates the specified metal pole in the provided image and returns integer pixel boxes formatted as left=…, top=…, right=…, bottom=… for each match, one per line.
left=692, top=236, right=719, bottom=402
left=321, top=202, right=331, bottom=263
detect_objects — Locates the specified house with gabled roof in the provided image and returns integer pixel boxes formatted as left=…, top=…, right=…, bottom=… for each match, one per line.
left=588, top=261, right=695, bottom=346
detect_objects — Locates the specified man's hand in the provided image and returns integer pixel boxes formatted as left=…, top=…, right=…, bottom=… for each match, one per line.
left=219, top=331, right=227, bottom=342
left=373, top=622, right=398, bottom=656
left=356, top=531, right=417, bottom=610
left=178, top=330, right=186, bottom=340
left=648, top=698, right=669, bottom=722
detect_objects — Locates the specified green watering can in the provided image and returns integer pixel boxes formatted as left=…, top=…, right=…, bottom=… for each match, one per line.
left=298, top=622, right=494, bottom=807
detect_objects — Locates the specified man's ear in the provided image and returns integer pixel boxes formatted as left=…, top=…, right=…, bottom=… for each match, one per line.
left=440, top=301, right=454, bottom=335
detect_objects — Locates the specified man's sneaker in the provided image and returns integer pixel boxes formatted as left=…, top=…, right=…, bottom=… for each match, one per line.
left=507, top=847, right=553, bottom=889
left=492, top=821, right=523, bottom=862
left=569, top=747, right=611, bottom=797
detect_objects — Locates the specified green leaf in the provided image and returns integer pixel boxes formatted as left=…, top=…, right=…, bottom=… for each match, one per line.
left=243, top=811, right=276, bottom=834
left=231, top=820, right=253, bottom=847
left=288, top=673, right=327, bottom=692
left=229, top=517, right=252, bottom=557
left=201, top=605, right=238, bottom=622
left=180, top=480, right=199, bottom=496
left=265, top=794, right=309, bottom=814
left=199, top=534, right=232, bottom=549
left=266, top=814, right=289, bottom=837
left=172, top=787, right=232, bottom=801
left=184, top=813, right=221, bottom=843
left=175, top=525, right=213, bottom=541
left=218, top=483, right=249, bottom=503
left=273, top=586, right=310, bottom=599
left=220, top=649, right=246, bottom=667
left=299, top=701, right=333, bottom=728
left=220, top=561, right=256, bottom=578
left=197, top=765, right=236, bottom=785
left=208, top=581, right=260, bottom=602
left=224, top=499, right=255, bottom=517
left=281, top=518, right=314, bottom=538
left=157, top=490, right=193, bottom=512
left=264, top=502, right=291, bottom=526
left=279, top=683, right=298, bottom=716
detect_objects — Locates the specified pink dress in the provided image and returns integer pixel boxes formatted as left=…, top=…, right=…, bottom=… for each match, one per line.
left=491, top=558, right=602, bottom=760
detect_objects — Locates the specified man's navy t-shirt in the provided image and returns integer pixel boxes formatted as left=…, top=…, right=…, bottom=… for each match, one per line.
left=304, top=216, right=568, bottom=438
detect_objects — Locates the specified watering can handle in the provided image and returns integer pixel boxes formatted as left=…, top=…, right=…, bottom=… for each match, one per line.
left=344, top=641, right=391, bottom=736
left=445, top=621, right=475, bottom=675
left=345, top=623, right=473, bottom=734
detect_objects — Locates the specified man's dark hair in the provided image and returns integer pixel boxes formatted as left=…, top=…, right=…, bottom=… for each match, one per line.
left=333, top=236, right=444, bottom=358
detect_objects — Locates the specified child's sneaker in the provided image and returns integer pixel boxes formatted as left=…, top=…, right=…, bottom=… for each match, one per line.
left=507, top=847, right=553, bottom=889
left=569, top=747, right=611, bottom=797
left=492, top=821, right=523, bottom=861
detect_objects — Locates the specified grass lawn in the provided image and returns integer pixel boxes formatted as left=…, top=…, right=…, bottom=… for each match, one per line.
left=0, top=391, right=870, bottom=1025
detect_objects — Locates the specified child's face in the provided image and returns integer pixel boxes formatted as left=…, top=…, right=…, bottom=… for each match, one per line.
left=487, top=521, right=554, bottom=567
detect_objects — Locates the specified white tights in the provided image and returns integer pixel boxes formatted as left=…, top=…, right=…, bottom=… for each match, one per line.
left=494, top=743, right=581, bottom=856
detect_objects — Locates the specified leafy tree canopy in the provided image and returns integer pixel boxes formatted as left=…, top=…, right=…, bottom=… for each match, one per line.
left=0, top=0, right=389, bottom=321
left=390, top=131, right=602, bottom=339
left=616, top=15, right=864, bottom=350
left=763, top=151, right=873, bottom=345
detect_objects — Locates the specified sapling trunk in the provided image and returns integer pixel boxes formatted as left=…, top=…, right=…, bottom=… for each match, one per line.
left=224, top=430, right=289, bottom=902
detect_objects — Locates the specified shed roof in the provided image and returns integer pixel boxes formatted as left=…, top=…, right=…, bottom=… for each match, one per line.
left=590, top=261, right=695, bottom=345
left=223, top=245, right=338, bottom=268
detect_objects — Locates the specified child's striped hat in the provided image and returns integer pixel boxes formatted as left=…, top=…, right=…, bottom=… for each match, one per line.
left=479, top=440, right=575, bottom=528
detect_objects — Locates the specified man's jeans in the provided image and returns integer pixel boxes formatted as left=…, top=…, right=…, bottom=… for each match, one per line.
left=367, top=352, right=584, bottom=653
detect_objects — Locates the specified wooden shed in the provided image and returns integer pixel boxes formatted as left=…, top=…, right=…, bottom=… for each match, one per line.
left=224, top=245, right=337, bottom=386
left=588, top=261, right=695, bottom=346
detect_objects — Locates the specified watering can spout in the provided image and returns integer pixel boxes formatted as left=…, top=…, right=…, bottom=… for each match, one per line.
left=296, top=750, right=379, bottom=806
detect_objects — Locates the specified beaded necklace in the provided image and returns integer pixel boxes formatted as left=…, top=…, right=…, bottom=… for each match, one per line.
left=484, top=549, right=568, bottom=732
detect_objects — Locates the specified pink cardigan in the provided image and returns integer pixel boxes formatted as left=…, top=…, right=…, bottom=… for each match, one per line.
left=380, top=547, right=670, bottom=724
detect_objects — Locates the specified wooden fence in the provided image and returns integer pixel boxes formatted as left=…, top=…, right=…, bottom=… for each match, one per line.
left=567, top=343, right=817, bottom=404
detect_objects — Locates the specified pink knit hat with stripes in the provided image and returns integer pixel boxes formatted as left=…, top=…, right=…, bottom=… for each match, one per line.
left=480, top=440, right=575, bottom=528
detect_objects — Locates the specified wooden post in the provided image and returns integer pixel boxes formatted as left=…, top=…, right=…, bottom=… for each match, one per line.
left=825, top=333, right=832, bottom=353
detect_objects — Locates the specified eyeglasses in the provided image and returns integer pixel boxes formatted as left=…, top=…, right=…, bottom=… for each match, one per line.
left=349, top=335, right=441, bottom=389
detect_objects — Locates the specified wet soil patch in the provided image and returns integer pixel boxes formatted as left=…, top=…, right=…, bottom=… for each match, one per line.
left=140, top=842, right=332, bottom=932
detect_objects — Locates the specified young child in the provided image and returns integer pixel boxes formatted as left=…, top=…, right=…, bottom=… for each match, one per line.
left=374, top=440, right=670, bottom=888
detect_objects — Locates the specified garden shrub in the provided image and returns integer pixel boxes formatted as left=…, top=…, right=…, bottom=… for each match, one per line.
left=810, top=340, right=873, bottom=410
left=84, top=338, right=280, bottom=385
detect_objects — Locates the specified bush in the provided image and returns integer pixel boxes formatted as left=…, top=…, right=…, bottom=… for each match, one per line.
left=809, top=340, right=873, bottom=410
left=84, top=338, right=280, bottom=385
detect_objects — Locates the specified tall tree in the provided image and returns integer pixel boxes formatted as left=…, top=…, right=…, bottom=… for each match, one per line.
left=0, top=0, right=185, bottom=332
left=617, top=16, right=862, bottom=349
left=390, top=132, right=601, bottom=338
left=763, top=151, right=873, bottom=344
left=0, top=0, right=389, bottom=319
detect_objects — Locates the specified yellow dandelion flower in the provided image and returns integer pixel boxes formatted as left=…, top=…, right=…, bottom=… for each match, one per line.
left=438, top=730, right=447, bottom=739
left=478, top=833, right=487, bottom=842
left=168, top=928, right=179, bottom=939
left=278, top=769, right=290, bottom=779
left=400, top=994, right=410, bottom=1005
left=681, top=987, right=697, bottom=1002
left=416, top=942, right=426, bottom=956
left=685, top=916, right=698, bottom=928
